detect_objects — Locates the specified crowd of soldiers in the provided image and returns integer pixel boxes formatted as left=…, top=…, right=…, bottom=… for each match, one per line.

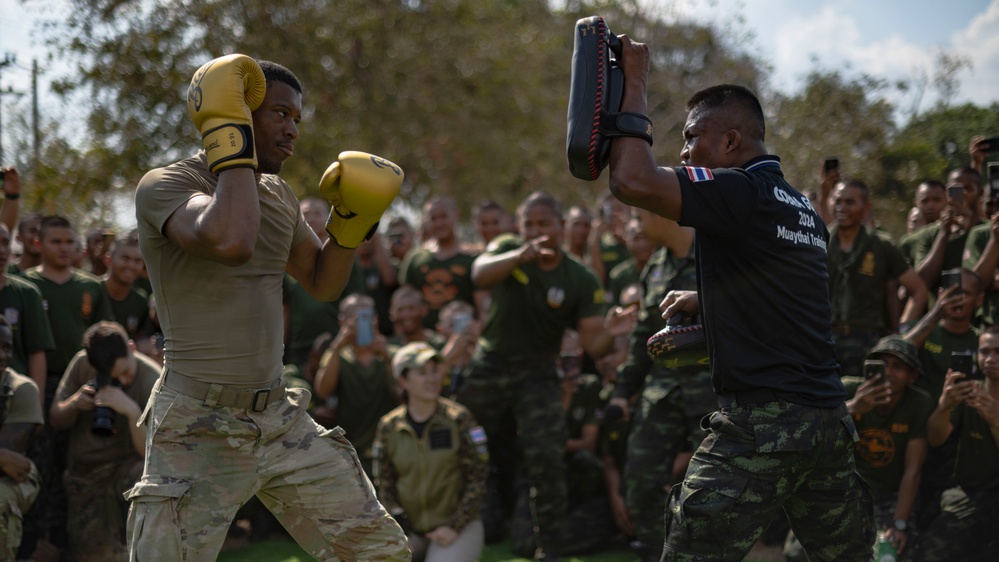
left=0, top=139, right=997, bottom=561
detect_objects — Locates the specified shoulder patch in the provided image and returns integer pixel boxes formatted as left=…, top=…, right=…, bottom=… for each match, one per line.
left=684, top=166, right=714, bottom=182
left=469, top=425, right=487, bottom=445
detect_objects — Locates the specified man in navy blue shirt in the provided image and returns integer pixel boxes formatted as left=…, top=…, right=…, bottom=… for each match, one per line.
left=607, top=35, right=875, bottom=561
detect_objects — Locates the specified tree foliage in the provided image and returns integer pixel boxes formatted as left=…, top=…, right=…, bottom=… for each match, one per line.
left=19, top=0, right=766, bottom=221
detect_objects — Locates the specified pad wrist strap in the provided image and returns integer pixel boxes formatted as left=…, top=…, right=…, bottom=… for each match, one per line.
left=601, top=112, right=654, bottom=145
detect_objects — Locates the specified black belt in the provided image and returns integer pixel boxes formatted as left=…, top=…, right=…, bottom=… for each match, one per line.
left=163, top=372, right=286, bottom=412
left=717, top=388, right=780, bottom=408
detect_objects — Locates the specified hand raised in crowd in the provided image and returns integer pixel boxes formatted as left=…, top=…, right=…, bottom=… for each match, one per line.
left=938, top=369, right=979, bottom=411
left=0, top=449, right=32, bottom=483
left=969, top=135, right=988, bottom=171
left=846, top=375, right=892, bottom=416
left=966, top=386, right=999, bottom=428
left=370, top=332, right=391, bottom=361
left=927, top=284, right=964, bottom=322
left=425, top=525, right=458, bottom=547
left=659, top=290, right=699, bottom=321
left=516, top=236, right=556, bottom=264
left=95, top=384, right=142, bottom=420
left=0, top=166, right=20, bottom=198
left=442, top=320, right=480, bottom=365
left=604, top=304, right=638, bottom=338
left=331, top=317, right=357, bottom=352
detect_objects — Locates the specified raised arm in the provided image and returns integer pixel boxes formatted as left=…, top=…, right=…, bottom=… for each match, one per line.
left=607, top=36, right=683, bottom=221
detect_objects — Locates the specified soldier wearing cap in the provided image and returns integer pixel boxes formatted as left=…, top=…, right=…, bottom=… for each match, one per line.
left=373, top=342, right=489, bottom=562
left=787, top=335, right=933, bottom=560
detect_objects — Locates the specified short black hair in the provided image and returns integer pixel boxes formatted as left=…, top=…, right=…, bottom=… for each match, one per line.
left=516, top=191, right=562, bottom=220
left=473, top=199, right=506, bottom=220
left=257, top=60, right=302, bottom=94
left=38, top=215, right=73, bottom=242
left=83, top=321, right=130, bottom=373
left=686, top=84, right=766, bottom=142
left=920, top=180, right=945, bottom=192
left=840, top=178, right=871, bottom=202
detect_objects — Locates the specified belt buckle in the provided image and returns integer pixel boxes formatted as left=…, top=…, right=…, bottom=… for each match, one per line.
left=251, top=388, right=271, bottom=412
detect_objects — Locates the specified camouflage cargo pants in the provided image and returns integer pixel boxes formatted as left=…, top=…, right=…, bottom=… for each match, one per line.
left=126, top=382, right=409, bottom=562
left=663, top=400, right=875, bottom=561
left=0, top=462, right=40, bottom=561
left=457, top=356, right=567, bottom=555
left=65, top=457, right=143, bottom=562
left=626, top=376, right=710, bottom=558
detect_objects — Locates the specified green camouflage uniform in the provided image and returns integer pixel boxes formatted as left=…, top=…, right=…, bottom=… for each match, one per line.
left=457, top=234, right=606, bottom=557
left=613, top=247, right=714, bottom=560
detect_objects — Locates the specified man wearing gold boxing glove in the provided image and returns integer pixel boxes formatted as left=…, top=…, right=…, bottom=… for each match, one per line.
left=130, top=54, right=409, bottom=561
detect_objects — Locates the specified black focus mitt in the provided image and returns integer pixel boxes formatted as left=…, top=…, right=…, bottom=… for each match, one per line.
left=647, top=313, right=709, bottom=369
left=566, top=16, right=654, bottom=181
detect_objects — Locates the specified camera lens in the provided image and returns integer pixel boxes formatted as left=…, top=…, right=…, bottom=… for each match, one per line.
left=92, top=406, right=116, bottom=436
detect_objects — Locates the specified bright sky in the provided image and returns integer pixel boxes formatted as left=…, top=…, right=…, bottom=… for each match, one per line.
left=668, top=0, right=999, bottom=112
left=0, top=0, right=997, bottom=151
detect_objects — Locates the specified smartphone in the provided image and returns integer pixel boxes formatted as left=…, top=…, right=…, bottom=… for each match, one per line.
left=941, top=268, right=964, bottom=297
left=355, top=307, right=374, bottom=347
left=988, top=162, right=999, bottom=203
left=951, top=351, right=975, bottom=378
left=453, top=311, right=472, bottom=334
left=947, top=184, right=965, bottom=204
left=823, top=157, right=839, bottom=173
left=863, top=359, right=886, bottom=382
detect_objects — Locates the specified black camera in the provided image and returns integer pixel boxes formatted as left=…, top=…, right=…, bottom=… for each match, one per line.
left=90, top=370, right=120, bottom=436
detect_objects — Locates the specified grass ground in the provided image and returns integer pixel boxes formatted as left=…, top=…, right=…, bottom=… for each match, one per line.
left=217, top=537, right=786, bottom=561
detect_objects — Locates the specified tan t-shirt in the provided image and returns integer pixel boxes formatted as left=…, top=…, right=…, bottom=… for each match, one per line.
left=55, top=350, right=161, bottom=467
left=135, top=152, right=312, bottom=385
left=1, top=368, right=43, bottom=426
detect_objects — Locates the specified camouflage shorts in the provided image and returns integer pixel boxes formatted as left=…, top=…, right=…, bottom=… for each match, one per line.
left=663, top=400, right=875, bottom=561
left=126, top=383, right=409, bottom=561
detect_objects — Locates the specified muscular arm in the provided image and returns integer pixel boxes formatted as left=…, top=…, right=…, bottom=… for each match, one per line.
left=286, top=231, right=358, bottom=302
left=607, top=39, right=683, bottom=221
left=161, top=168, right=260, bottom=266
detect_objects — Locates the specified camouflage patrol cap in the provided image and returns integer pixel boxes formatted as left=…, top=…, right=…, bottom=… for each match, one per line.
left=866, top=335, right=923, bottom=376
left=391, top=341, right=442, bottom=379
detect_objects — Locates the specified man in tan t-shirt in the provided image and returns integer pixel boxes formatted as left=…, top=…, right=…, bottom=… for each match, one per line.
left=129, top=55, right=407, bottom=561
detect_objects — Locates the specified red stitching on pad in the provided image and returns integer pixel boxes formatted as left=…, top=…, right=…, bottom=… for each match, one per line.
left=586, top=18, right=606, bottom=180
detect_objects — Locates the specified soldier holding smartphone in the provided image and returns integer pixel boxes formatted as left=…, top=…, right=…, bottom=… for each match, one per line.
left=313, top=294, right=398, bottom=478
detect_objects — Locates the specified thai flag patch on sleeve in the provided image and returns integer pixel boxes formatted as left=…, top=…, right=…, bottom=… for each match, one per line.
left=469, top=425, right=488, bottom=444
left=685, top=166, right=714, bottom=182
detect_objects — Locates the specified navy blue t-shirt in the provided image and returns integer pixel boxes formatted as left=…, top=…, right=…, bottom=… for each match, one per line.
left=677, top=155, right=844, bottom=407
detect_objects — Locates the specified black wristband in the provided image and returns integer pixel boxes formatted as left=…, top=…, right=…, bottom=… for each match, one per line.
left=600, top=111, right=654, bottom=145
left=4, top=193, right=19, bottom=200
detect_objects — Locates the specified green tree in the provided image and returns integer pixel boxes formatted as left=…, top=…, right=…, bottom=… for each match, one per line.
left=22, top=0, right=766, bottom=220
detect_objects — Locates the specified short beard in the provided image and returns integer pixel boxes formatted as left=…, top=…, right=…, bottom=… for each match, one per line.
left=257, top=158, right=284, bottom=175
